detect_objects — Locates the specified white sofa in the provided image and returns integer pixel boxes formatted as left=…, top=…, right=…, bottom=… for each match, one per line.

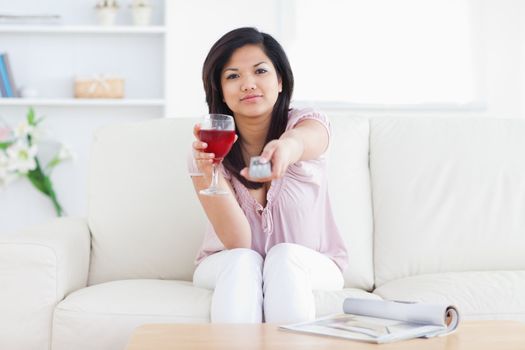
left=1, top=115, right=524, bottom=350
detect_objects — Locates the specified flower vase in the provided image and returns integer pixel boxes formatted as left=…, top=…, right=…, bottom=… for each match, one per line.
left=131, top=6, right=152, bottom=26
left=97, top=7, right=118, bottom=26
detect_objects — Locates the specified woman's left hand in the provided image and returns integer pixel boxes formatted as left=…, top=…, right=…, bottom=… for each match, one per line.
left=240, top=138, right=302, bottom=182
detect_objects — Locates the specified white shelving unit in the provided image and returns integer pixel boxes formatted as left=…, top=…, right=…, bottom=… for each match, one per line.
left=0, top=0, right=166, bottom=113
left=0, top=0, right=168, bottom=233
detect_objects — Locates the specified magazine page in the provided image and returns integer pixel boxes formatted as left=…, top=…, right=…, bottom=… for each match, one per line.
left=280, top=313, right=446, bottom=343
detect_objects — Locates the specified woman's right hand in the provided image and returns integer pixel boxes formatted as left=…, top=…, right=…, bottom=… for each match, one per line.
left=190, top=123, right=250, bottom=249
left=192, top=123, right=215, bottom=178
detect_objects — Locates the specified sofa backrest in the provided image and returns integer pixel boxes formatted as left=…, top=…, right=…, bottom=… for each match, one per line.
left=87, top=116, right=375, bottom=290
left=328, top=116, right=374, bottom=290
left=370, top=117, right=525, bottom=287
left=87, top=118, right=206, bottom=285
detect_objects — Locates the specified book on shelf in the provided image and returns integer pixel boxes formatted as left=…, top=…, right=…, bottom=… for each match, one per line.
left=0, top=73, right=5, bottom=97
left=280, top=297, right=460, bottom=344
left=0, top=54, right=12, bottom=97
left=0, top=53, right=18, bottom=98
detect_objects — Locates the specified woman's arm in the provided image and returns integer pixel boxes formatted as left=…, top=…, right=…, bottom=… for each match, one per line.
left=241, top=119, right=329, bottom=181
left=191, top=124, right=251, bottom=249
left=278, top=119, right=329, bottom=161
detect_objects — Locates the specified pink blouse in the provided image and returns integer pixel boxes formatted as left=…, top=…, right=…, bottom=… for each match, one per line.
left=188, top=108, right=349, bottom=271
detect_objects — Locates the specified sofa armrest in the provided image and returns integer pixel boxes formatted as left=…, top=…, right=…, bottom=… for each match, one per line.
left=0, top=217, right=91, bottom=350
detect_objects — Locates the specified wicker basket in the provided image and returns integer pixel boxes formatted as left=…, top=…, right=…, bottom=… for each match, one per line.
left=74, top=76, right=125, bottom=98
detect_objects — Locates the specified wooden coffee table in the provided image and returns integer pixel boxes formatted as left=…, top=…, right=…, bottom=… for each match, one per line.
left=126, top=320, right=525, bottom=350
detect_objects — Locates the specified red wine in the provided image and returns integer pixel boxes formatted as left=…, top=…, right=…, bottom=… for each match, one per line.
left=199, top=129, right=236, bottom=164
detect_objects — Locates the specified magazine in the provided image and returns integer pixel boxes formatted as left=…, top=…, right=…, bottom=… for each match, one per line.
left=280, top=298, right=460, bottom=344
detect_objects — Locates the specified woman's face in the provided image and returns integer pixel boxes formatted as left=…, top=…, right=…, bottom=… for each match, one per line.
left=220, top=44, right=282, bottom=121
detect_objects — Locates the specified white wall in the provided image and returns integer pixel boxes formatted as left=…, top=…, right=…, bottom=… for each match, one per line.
left=165, top=0, right=525, bottom=119
left=478, top=0, right=525, bottom=118
left=2, top=0, right=525, bottom=234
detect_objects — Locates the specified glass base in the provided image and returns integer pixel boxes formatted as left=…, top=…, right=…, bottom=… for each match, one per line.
left=199, top=187, right=229, bottom=196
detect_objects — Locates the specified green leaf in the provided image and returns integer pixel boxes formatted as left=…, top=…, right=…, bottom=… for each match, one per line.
left=27, top=167, right=64, bottom=216
left=26, top=169, right=48, bottom=195
left=35, top=116, right=46, bottom=125
left=27, top=107, right=36, bottom=126
left=42, top=173, right=63, bottom=216
left=0, top=141, right=13, bottom=150
left=17, top=112, right=65, bottom=217
left=26, top=158, right=49, bottom=195
left=46, top=155, right=62, bottom=171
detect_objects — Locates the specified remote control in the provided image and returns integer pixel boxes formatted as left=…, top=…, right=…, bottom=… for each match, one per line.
left=248, top=156, right=272, bottom=178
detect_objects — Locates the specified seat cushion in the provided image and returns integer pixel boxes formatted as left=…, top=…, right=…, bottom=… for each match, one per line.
left=52, top=279, right=212, bottom=350
left=373, top=271, right=525, bottom=322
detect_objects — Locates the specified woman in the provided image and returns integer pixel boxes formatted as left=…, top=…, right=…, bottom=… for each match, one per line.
left=189, top=27, right=348, bottom=324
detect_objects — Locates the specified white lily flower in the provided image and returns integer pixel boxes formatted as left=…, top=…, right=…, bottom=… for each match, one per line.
left=58, top=144, right=74, bottom=161
left=0, top=151, right=19, bottom=188
left=6, top=140, right=38, bottom=174
left=13, top=120, right=35, bottom=138
left=30, top=126, right=46, bottom=143
left=2, top=109, right=67, bottom=216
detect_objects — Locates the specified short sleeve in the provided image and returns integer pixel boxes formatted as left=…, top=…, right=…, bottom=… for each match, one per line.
left=286, top=108, right=332, bottom=143
left=285, top=108, right=330, bottom=183
left=286, top=108, right=332, bottom=159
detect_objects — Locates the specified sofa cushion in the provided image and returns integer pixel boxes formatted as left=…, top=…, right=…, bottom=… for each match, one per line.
left=373, top=271, right=525, bottom=322
left=370, top=117, right=525, bottom=286
left=88, top=118, right=206, bottom=285
left=52, top=279, right=211, bottom=350
left=328, top=116, right=374, bottom=291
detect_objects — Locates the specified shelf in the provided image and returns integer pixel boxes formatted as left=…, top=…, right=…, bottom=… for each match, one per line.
left=0, top=25, right=166, bottom=35
left=0, top=98, right=165, bottom=107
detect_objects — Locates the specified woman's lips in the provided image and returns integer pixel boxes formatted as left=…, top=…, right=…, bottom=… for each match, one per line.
left=241, top=94, right=262, bottom=102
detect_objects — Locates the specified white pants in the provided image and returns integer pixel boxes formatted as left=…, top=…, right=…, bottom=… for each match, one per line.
left=193, top=243, right=344, bottom=324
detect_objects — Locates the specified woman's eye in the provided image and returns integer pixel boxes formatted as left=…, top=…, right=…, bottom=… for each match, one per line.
left=255, top=68, right=268, bottom=74
left=226, top=74, right=239, bottom=80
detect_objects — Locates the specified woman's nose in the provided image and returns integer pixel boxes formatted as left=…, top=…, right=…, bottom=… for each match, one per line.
left=241, top=76, right=256, bottom=91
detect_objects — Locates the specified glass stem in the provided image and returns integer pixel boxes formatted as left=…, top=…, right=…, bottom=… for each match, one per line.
left=211, top=163, right=219, bottom=190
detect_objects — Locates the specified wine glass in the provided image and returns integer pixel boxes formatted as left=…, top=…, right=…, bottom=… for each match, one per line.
left=199, top=114, right=236, bottom=196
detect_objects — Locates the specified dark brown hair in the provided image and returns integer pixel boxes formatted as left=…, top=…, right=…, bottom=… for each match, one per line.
left=202, top=27, right=294, bottom=189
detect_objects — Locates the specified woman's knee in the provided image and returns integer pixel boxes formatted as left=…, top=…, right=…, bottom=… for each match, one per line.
left=219, top=248, right=264, bottom=280
left=265, top=243, right=306, bottom=267
left=194, top=248, right=263, bottom=289
left=225, top=248, right=263, bottom=266
left=266, top=242, right=304, bottom=259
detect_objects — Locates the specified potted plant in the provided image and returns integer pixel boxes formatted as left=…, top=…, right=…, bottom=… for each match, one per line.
left=95, top=0, right=119, bottom=26
left=130, top=0, right=153, bottom=26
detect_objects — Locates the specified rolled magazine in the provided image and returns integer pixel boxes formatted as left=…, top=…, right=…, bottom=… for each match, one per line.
left=280, top=298, right=460, bottom=344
